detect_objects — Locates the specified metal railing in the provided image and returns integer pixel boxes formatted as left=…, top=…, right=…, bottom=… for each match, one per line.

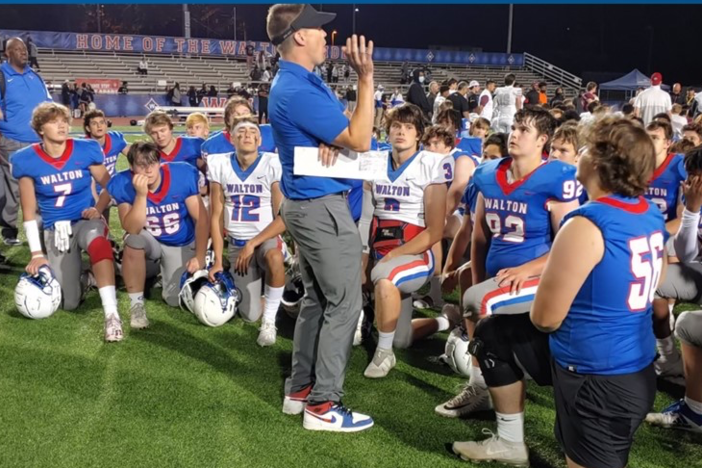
left=523, top=52, right=582, bottom=92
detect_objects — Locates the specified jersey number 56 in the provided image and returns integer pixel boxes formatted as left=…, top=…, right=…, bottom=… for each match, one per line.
left=628, top=232, right=665, bottom=311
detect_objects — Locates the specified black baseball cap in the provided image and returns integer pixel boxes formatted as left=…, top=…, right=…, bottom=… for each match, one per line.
left=270, top=4, right=336, bottom=46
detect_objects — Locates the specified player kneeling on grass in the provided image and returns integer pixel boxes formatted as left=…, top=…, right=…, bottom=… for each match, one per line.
left=358, top=104, right=455, bottom=379
left=12, top=102, right=123, bottom=342
left=449, top=108, right=579, bottom=466
left=107, top=142, right=208, bottom=329
left=532, top=117, right=667, bottom=468
left=207, top=116, right=285, bottom=347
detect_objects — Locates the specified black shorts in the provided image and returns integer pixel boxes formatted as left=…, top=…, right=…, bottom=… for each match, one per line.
left=471, top=314, right=552, bottom=387
left=552, top=361, right=656, bottom=468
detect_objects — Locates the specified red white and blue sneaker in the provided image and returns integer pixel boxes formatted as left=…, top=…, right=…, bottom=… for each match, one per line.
left=282, top=384, right=312, bottom=415
left=646, top=399, right=702, bottom=433
left=303, top=402, right=374, bottom=432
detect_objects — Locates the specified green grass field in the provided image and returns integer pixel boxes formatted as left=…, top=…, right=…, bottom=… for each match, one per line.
left=0, top=128, right=699, bottom=468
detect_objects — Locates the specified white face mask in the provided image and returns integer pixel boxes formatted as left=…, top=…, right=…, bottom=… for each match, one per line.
left=419, top=76, right=425, bottom=84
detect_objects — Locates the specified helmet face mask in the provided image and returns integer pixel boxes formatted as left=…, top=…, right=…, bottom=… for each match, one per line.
left=179, top=269, right=211, bottom=314
left=15, top=266, right=62, bottom=319
left=281, top=273, right=304, bottom=318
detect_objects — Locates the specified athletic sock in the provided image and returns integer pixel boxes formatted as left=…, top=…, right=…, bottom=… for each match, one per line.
left=128, top=292, right=144, bottom=309
left=435, top=315, right=450, bottom=332
left=656, top=335, right=676, bottom=358
left=495, top=411, right=525, bottom=443
left=377, top=330, right=396, bottom=350
left=429, top=275, right=442, bottom=304
left=469, top=361, right=488, bottom=389
left=263, top=285, right=284, bottom=323
left=98, top=285, right=119, bottom=319
left=685, top=396, right=702, bottom=415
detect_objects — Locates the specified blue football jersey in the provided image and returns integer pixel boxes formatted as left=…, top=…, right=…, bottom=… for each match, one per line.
left=645, top=153, right=686, bottom=222
left=11, top=139, right=103, bottom=229
left=551, top=195, right=667, bottom=375
left=473, top=158, right=578, bottom=277
left=159, top=136, right=203, bottom=168
left=460, top=180, right=480, bottom=221
left=108, top=162, right=199, bottom=246
left=94, top=131, right=128, bottom=193
left=456, top=137, right=482, bottom=158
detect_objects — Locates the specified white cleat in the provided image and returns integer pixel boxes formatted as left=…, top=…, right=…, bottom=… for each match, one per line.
left=257, top=320, right=277, bottom=347
left=353, top=310, right=364, bottom=346
left=453, top=429, right=529, bottom=466
left=129, top=303, right=150, bottom=329
left=363, top=347, right=396, bottom=379
left=435, top=382, right=493, bottom=418
left=104, top=314, right=124, bottom=343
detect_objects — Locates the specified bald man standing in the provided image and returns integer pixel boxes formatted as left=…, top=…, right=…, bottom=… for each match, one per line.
left=0, top=37, right=52, bottom=246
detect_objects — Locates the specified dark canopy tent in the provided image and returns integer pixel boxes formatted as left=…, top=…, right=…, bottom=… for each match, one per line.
left=598, top=69, right=669, bottom=107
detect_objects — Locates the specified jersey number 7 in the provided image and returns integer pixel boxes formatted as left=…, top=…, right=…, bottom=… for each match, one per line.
left=54, top=183, right=72, bottom=207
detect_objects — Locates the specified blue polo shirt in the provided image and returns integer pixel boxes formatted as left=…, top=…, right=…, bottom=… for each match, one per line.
left=0, top=62, right=52, bottom=143
left=269, top=60, right=350, bottom=200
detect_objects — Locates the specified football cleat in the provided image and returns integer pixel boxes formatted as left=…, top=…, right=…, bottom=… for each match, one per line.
left=129, top=303, right=150, bottom=329
left=303, top=402, right=374, bottom=432
left=15, top=265, right=62, bottom=319
left=257, top=319, right=277, bottom=347
left=453, top=429, right=529, bottom=466
left=646, top=400, right=702, bottom=433
left=435, top=382, right=493, bottom=418
left=193, top=271, right=241, bottom=327
left=104, top=314, right=124, bottom=343
left=363, top=347, right=396, bottom=379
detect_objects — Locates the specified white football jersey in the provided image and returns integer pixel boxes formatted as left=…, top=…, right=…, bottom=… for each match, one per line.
left=493, top=85, right=522, bottom=122
left=207, top=151, right=281, bottom=240
left=372, top=150, right=453, bottom=227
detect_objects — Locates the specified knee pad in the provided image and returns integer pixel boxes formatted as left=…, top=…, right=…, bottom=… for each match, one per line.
left=471, top=316, right=524, bottom=387
left=87, top=236, right=114, bottom=265
left=675, top=311, right=702, bottom=347
left=124, top=233, right=148, bottom=250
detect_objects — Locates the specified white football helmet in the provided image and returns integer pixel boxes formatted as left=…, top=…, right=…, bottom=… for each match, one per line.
left=15, top=266, right=62, bottom=319
left=281, top=272, right=304, bottom=319
left=179, top=269, right=210, bottom=314
left=442, top=327, right=472, bottom=377
left=193, top=271, right=242, bottom=327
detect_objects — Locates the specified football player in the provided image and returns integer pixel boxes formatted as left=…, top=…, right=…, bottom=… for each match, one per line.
left=144, top=110, right=203, bottom=169
left=83, top=108, right=130, bottom=219
left=532, top=117, right=667, bottom=468
left=207, top=116, right=285, bottom=347
left=358, top=104, right=456, bottom=378
left=449, top=107, right=578, bottom=465
left=185, top=112, right=210, bottom=139
left=200, top=97, right=254, bottom=159
left=105, top=141, right=208, bottom=329
left=12, top=103, right=123, bottom=342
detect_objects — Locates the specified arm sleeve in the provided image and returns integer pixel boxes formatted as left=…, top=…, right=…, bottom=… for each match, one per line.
left=206, top=155, right=220, bottom=184
left=674, top=208, right=701, bottom=263
left=424, top=153, right=453, bottom=185
left=358, top=184, right=375, bottom=253
left=269, top=155, right=282, bottom=183
left=287, top=89, right=349, bottom=144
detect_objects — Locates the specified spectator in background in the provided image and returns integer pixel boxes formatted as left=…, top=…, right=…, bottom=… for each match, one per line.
left=208, top=85, right=218, bottom=97
left=258, top=83, right=269, bottom=124
left=670, top=83, right=685, bottom=106
left=0, top=37, right=52, bottom=245
left=118, top=81, right=128, bottom=95
left=448, top=81, right=471, bottom=119
left=374, top=84, right=385, bottom=127
left=467, top=80, right=481, bottom=114
left=406, top=69, right=431, bottom=118
left=250, top=64, right=262, bottom=82
left=581, top=81, right=599, bottom=110
left=446, top=78, right=458, bottom=94
left=197, top=84, right=207, bottom=104
left=432, top=85, right=450, bottom=123
left=550, top=87, right=565, bottom=106
left=343, top=63, right=350, bottom=82
left=245, top=42, right=255, bottom=71
left=188, top=85, right=199, bottom=106
left=525, top=81, right=541, bottom=106
left=60, top=80, right=71, bottom=106
left=683, top=123, right=702, bottom=146
left=538, top=82, right=548, bottom=105
left=138, top=57, right=148, bottom=76
left=78, top=83, right=92, bottom=115
left=346, top=85, right=357, bottom=112
left=634, top=72, right=672, bottom=125
left=478, top=80, right=496, bottom=121
left=621, top=103, right=636, bottom=119
left=400, top=61, right=410, bottom=84
left=226, top=83, right=237, bottom=99
left=491, top=73, right=522, bottom=133
left=670, top=104, right=687, bottom=138
left=694, top=89, right=702, bottom=118
left=262, top=67, right=272, bottom=83
left=0, top=34, right=5, bottom=62
left=26, top=36, right=39, bottom=71
left=427, top=81, right=439, bottom=113
left=169, top=82, right=182, bottom=107
left=331, top=63, right=339, bottom=83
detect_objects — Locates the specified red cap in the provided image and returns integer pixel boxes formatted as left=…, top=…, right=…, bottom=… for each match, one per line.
left=651, top=72, right=663, bottom=85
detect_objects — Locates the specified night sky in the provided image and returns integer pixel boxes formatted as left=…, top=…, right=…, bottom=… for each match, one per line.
left=1, top=4, right=700, bottom=86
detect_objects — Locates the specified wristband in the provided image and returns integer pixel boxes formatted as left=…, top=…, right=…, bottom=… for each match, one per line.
left=23, top=220, right=43, bottom=253
left=31, top=254, right=45, bottom=260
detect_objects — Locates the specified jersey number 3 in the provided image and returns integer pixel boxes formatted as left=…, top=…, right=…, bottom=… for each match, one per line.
left=628, top=232, right=665, bottom=311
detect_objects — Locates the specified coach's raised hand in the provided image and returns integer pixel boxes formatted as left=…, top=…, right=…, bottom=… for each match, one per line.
left=343, top=35, right=374, bottom=80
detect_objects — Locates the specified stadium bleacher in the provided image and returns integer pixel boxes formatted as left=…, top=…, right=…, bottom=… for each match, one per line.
left=37, top=48, right=578, bottom=98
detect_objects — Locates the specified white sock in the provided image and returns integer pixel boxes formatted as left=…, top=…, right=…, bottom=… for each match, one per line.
left=495, top=411, right=525, bottom=443
left=377, top=330, right=395, bottom=350
left=685, top=396, right=702, bottom=415
left=128, top=292, right=144, bottom=308
left=469, top=361, right=487, bottom=389
left=99, top=285, right=119, bottom=318
left=656, top=336, right=676, bottom=357
left=263, top=285, right=284, bottom=323
left=435, top=315, right=450, bottom=332
left=669, top=303, right=675, bottom=314
left=429, top=276, right=442, bottom=303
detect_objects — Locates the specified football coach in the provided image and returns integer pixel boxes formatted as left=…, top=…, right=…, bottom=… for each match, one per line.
left=267, top=4, right=375, bottom=432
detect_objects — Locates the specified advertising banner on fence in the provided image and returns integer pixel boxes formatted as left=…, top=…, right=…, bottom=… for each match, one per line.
left=76, top=78, right=121, bottom=94
left=1, top=29, right=524, bottom=67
